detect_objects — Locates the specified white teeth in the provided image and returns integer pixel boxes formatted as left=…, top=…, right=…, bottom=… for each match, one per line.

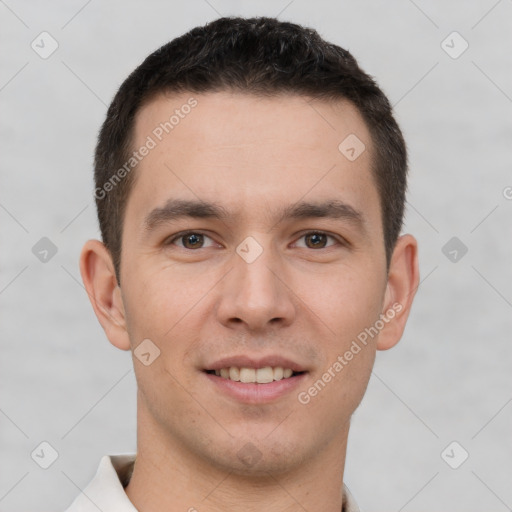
left=273, top=367, right=284, bottom=381
left=211, top=366, right=298, bottom=383
left=256, top=367, right=274, bottom=383
left=229, top=367, right=240, bottom=381
left=240, top=368, right=256, bottom=383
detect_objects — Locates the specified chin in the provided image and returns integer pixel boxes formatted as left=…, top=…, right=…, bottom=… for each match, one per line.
left=202, top=435, right=308, bottom=477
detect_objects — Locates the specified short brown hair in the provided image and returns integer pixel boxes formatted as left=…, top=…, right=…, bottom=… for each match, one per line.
left=94, top=16, right=407, bottom=282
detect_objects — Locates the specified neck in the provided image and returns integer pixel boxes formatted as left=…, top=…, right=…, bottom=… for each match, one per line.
left=125, top=391, right=349, bottom=512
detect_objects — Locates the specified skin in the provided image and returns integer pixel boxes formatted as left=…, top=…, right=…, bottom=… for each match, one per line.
left=80, top=91, right=419, bottom=512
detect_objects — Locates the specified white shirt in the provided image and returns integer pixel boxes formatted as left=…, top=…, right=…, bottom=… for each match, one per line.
left=64, top=454, right=360, bottom=511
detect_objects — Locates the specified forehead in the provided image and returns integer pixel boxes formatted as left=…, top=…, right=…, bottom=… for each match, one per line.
left=134, top=91, right=372, bottom=162
left=126, top=91, right=380, bottom=232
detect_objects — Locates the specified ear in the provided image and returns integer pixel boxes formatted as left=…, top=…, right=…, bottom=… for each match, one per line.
left=79, top=239, right=131, bottom=351
left=377, top=234, right=419, bottom=351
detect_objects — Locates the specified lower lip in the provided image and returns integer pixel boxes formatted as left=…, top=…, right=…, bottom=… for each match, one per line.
left=203, top=372, right=307, bottom=404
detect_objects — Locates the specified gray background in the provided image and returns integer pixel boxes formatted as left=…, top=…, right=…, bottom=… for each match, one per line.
left=1, top=0, right=511, bottom=510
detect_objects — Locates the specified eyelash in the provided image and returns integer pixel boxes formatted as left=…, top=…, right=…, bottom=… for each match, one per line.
left=166, top=230, right=343, bottom=250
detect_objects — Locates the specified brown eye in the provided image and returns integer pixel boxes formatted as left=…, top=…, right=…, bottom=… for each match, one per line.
left=181, top=233, right=204, bottom=249
left=304, top=232, right=328, bottom=249
left=167, top=231, right=218, bottom=250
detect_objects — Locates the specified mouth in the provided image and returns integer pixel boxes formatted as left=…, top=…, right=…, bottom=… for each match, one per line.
left=202, top=356, right=308, bottom=404
left=205, top=366, right=305, bottom=383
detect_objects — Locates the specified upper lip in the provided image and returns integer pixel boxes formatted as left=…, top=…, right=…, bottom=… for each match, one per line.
left=204, top=355, right=308, bottom=373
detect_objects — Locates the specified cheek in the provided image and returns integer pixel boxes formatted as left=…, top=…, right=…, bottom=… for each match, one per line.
left=294, top=263, right=385, bottom=342
left=123, top=261, right=199, bottom=328
left=295, top=272, right=380, bottom=423
left=313, top=268, right=383, bottom=401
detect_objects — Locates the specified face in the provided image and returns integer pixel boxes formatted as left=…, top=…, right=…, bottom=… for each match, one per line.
left=84, top=91, right=417, bottom=476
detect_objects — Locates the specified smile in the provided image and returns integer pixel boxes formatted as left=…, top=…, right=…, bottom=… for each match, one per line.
left=206, top=366, right=300, bottom=384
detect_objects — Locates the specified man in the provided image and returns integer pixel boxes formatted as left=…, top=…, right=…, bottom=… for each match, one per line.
left=67, top=16, right=419, bottom=512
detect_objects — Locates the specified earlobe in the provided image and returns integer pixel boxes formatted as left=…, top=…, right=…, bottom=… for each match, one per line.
left=377, top=234, right=419, bottom=351
left=79, top=240, right=131, bottom=351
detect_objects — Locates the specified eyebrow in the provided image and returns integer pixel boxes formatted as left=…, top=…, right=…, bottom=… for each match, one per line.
left=276, top=199, right=364, bottom=226
left=143, top=198, right=365, bottom=232
left=143, top=199, right=228, bottom=231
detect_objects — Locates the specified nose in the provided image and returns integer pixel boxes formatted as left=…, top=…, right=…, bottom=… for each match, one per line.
left=215, top=244, right=296, bottom=332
